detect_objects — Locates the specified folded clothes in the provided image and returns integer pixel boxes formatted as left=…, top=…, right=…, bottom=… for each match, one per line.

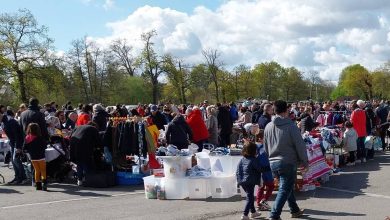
left=186, top=165, right=212, bottom=178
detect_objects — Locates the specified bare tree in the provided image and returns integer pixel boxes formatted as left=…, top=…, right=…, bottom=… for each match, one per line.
left=139, top=30, right=164, bottom=103
left=202, top=49, right=223, bottom=102
left=307, top=71, right=321, bottom=100
left=110, top=39, right=136, bottom=76
left=0, top=9, right=53, bottom=103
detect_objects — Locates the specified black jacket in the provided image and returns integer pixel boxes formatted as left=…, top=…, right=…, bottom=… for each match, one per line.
left=252, top=111, right=262, bottom=124
left=23, top=135, right=46, bottom=160
left=300, top=113, right=316, bottom=133
left=151, top=111, right=167, bottom=130
left=165, top=115, right=193, bottom=148
left=19, top=105, right=49, bottom=140
left=70, top=125, right=101, bottom=164
left=3, top=117, right=24, bottom=149
left=93, top=110, right=110, bottom=131
left=217, top=106, right=232, bottom=135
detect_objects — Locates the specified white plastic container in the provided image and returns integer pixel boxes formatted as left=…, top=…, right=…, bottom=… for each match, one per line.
left=231, top=156, right=242, bottom=173
left=210, top=156, right=234, bottom=176
left=159, top=156, right=192, bottom=178
left=143, top=176, right=157, bottom=199
left=210, top=175, right=237, bottom=199
left=195, top=152, right=211, bottom=170
left=188, top=178, right=210, bottom=199
left=163, top=178, right=189, bottom=200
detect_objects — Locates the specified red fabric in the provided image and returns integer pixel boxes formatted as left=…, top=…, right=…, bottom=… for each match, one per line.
left=351, top=109, right=367, bottom=137
left=148, top=153, right=160, bottom=169
left=76, top=113, right=91, bottom=126
left=25, top=134, right=37, bottom=144
left=137, top=107, right=145, bottom=117
left=186, top=109, right=209, bottom=142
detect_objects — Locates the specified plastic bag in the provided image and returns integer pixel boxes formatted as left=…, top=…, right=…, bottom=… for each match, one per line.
left=188, top=143, right=199, bottom=154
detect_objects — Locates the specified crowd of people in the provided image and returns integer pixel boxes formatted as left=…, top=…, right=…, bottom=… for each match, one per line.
left=1, top=97, right=390, bottom=219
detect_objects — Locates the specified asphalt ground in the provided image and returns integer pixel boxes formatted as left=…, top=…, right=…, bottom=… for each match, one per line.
left=1, top=152, right=390, bottom=220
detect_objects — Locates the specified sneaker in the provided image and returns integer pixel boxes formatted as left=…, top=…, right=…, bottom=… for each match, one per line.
left=362, top=158, right=366, bottom=163
left=15, top=178, right=28, bottom=185
left=355, top=160, right=361, bottom=164
left=77, top=180, right=83, bottom=186
left=241, top=215, right=250, bottom=220
left=346, top=163, right=354, bottom=166
left=250, top=212, right=262, bottom=219
left=269, top=218, right=281, bottom=220
left=7, top=178, right=18, bottom=185
left=261, top=201, right=271, bottom=210
left=291, top=209, right=305, bottom=218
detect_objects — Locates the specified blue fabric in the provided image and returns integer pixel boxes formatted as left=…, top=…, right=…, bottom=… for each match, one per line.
left=257, top=114, right=271, bottom=129
left=241, top=184, right=256, bottom=216
left=230, top=107, right=238, bottom=122
left=256, top=144, right=273, bottom=182
left=236, top=157, right=262, bottom=186
left=270, top=161, right=300, bottom=219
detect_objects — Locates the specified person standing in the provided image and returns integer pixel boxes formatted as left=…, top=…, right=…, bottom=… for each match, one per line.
left=19, top=98, right=49, bottom=140
left=23, top=123, right=47, bottom=191
left=343, top=121, right=358, bottom=166
left=1, top=111, right=27, bottom=184
left=375, top=101, right=389, bottom=151
left=351, top=100, right=367, bottom=163
left=187, top=108, right=209, bottom=151
left=165, top=114, right=193, bottom=150
left=150, top=105, right=167, bottom=130
left=92, top=104, right=109, bottom=132
left=69, top=122, right=101, bottom=186
left=236, top=142, right=262, bottom=220
left=205, top=106, right=219, bottom=147
left=217, top=103, right=233, bottom=147
left=264, top=100, right=308, bottom=220
left=258, top=104, right=273, bottom=130
left=76, top=104, right=92, bottom=127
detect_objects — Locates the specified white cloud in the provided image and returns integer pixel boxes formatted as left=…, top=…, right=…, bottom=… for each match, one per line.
left=91, top=0, right=390, bottom=81
left=103, top=0, right=114, bottom=10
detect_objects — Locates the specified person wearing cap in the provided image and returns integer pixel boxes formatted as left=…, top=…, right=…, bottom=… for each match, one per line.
left=150, top=105, right=167, bottom=130
left=162, top=105, right=174, bottom=123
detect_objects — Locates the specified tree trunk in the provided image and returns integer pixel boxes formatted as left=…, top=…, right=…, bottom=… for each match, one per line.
left=181, top=86, right=186, bottom=104
left=16, top=69, right=28, bottom=103
left=214, top=80, right=219, bottom=102
left=152, top=78, right=159, bottom=104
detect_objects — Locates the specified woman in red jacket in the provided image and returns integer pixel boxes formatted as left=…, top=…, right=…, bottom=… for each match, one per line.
left=186, top=108, right=209, bottom=152
left=350, top=100, right=367, bottom=163
left=76, top=104, right=92, bottom=127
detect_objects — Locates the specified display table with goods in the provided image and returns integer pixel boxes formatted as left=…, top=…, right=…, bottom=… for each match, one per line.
left=143, top=145, right=243, bottom=200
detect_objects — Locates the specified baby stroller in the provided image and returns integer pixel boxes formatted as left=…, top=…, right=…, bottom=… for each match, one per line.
left=46, top=135, right=72, bottom=182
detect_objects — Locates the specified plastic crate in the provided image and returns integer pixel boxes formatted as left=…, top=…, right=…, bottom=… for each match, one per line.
left=116, top=172, right=145, bottom=185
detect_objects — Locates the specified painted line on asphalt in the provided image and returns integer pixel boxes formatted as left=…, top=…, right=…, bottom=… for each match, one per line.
left=321, top=186, right=390, bottom=200
left=0, top=191, right=144, bottom=210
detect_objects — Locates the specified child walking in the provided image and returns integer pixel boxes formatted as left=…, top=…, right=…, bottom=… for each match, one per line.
left=256, top=130, right=274, bottom=211
left=23, top=123, right=47, bottom=191
left=236, top=141, right=262, bottom=220
left=343, top=121, right=358, bottom=166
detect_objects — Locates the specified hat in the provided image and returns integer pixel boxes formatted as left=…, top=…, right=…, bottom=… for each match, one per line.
left=151, top=105, right=158, bottom=112
left=203, top=100, right=208, bottom=104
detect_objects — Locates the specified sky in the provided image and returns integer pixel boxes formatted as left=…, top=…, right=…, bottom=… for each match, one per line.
left=2, top=0, right=390, bottom=81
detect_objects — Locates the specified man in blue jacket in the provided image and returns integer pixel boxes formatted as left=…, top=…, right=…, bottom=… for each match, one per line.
left=264, top=100, right=308, bottom=220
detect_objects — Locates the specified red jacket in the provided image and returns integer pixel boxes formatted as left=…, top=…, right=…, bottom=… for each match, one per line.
left=351, top=109, right=367, bottom=137
left=76, top=113, right=91, bottom=126
left=186, top=109, right=209, bottom=142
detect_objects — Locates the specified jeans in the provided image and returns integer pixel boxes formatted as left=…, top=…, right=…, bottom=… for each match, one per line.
left=348, top=151, right=356, bottom=163
left=241, top=184, right=256, bottom=216
left=356, top=137, right=367, bottom=160
left=76, top=163, right=88, bottom=181
left=270, top=162, right=300, bottom=219
left=11, top=147, right=26, bottom=181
